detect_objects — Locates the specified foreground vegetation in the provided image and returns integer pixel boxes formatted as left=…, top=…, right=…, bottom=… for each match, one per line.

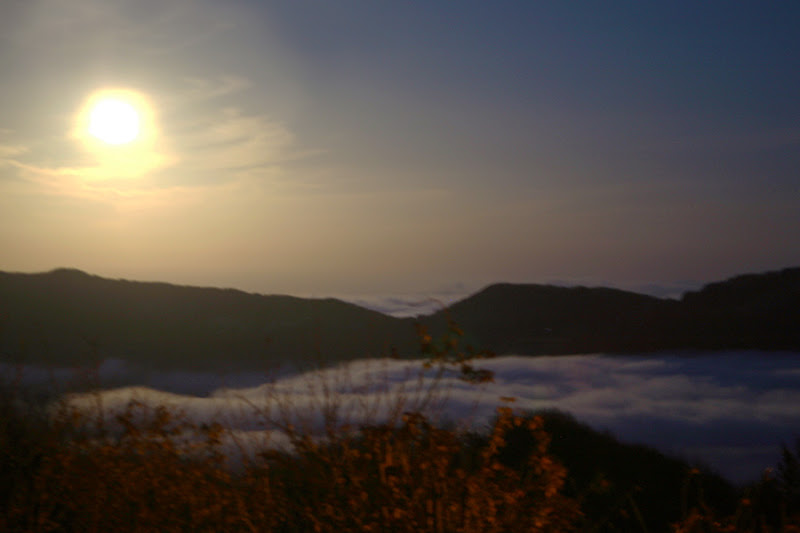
left=2, top=382, right=800, bottom=532
left=2, top=323, right=799, bottom=532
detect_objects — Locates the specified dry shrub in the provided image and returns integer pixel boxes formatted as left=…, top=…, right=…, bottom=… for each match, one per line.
left=2, top=395, right=578, bottom=532
left=671, top=470, right=800, bottom=533
left=256, top=406, right=579, bottom=533
left=5, top=401, right=255, bottom=532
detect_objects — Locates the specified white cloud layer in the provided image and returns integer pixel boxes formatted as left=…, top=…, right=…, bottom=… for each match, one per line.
left=9, top=350, right=800, bottom=483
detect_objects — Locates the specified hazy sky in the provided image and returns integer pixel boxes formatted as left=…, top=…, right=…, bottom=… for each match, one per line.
left=1, top=1, right=798, bottom=296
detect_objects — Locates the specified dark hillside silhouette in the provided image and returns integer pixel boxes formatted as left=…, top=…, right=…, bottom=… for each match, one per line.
left=680, top=268, right=800, bottom=349
left=0, top=268, right=417, bottom=370
left=421, top=283, right=683, bottom=354
left=421, top=267, right=800, bottom=355
left=0, top=267, right=798, bottom=371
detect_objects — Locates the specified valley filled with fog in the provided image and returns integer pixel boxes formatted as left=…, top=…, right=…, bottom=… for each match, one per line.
left=8, top=350, right=800, bottom=485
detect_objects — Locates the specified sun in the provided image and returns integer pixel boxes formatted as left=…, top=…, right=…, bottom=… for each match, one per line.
left=75, top=88, right=156, bottom=150
left=88, top=97, right=141, bottom=145
left=73, top=88, right=169, bottom=180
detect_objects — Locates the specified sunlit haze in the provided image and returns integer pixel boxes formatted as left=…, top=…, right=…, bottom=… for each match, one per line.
left=1, top=1, right=798, bottom=296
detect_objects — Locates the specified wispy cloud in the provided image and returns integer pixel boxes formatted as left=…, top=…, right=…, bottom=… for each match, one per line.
left=175, top=106, right=295, bottom=177
left=2, top=0, right=229, bottom=51
left=0, top=132, right=28, bottom=160
left=0, top=74, right=308, bottom=211
left=0, top=0, right=311, bottom=211
left=179, top=76, right=254, bottom=102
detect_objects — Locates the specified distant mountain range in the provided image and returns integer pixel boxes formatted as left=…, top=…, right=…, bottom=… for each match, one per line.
left=1, top=267, right=798, bottom=371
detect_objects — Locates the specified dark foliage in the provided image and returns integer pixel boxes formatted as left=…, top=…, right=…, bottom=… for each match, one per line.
left=467, top=409, right=739, bottom=532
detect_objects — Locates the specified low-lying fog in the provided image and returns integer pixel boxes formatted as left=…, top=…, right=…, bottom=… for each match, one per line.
left=6, top=351, right=800, bottom=484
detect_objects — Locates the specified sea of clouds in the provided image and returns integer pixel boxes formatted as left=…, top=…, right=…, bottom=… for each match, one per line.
left=5, top=351, right=800, bottom=484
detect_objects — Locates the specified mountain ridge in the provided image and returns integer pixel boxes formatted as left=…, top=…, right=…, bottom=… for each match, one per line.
left=421, top=267, right=800, bottom=355
left=1, top=267, right=798, bottom=371
left=0, top=268, right=418, bottom=370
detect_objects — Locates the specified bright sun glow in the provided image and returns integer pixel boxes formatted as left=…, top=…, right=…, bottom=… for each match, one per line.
left=75, top=88, right=156, bottom=151
left=73, top=88, right=170, bottom=181
left=88, top=98, right=140, bottom=145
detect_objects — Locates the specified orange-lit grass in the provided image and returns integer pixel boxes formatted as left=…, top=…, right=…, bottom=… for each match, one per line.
left=1, top=317, right=580, bottom=532
left=3, top=394, right=579, bottom=532
left=5, top=382, right=800, bottom=532
left=256, top=406, right=579, bottom=532
left=671, top=469, right=800, bottom=533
